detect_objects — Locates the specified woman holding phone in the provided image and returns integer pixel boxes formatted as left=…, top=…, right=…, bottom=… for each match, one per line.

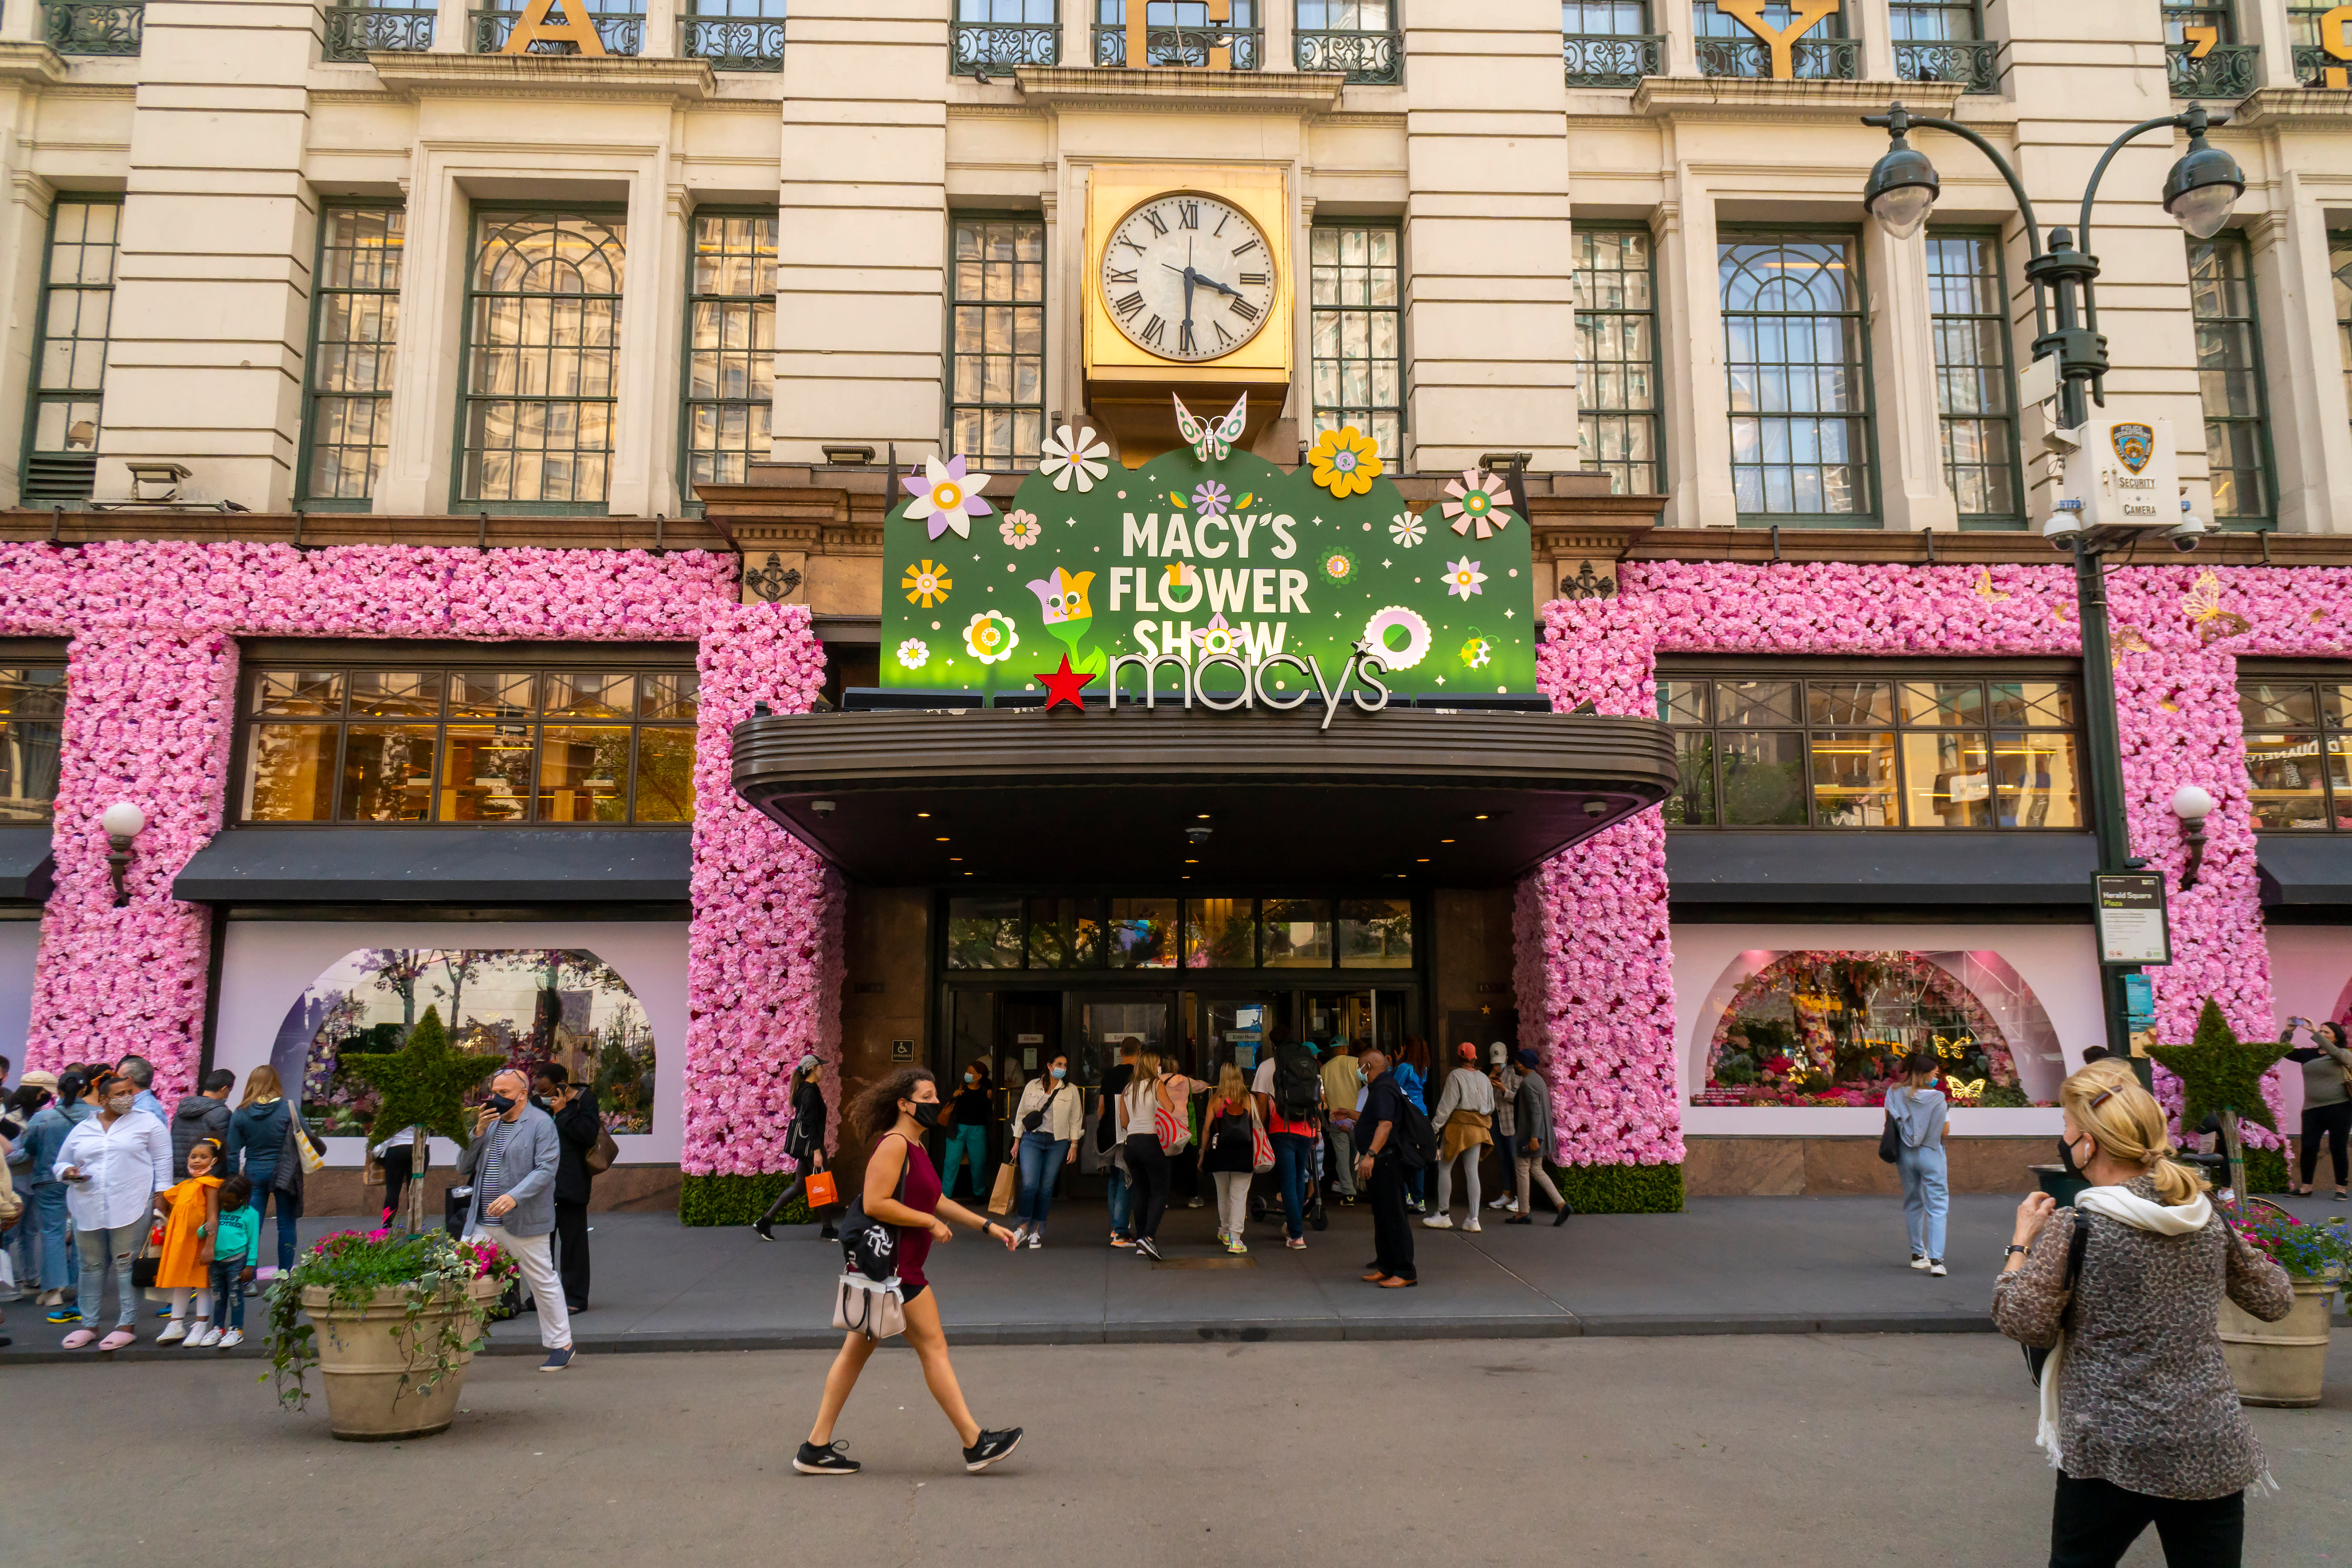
left=796, top=1067, right=1023, bottom=1478
left=2283, top=1018, right=2352, bottom=1197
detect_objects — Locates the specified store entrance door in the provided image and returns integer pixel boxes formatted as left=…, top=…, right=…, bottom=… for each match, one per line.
left=1072, top=992, right=1174, bottom=1174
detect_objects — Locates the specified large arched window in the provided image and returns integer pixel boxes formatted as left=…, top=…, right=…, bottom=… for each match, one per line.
left=1719, top=233, right=1872, bottom=523
left=460, top=213, right=627, bottom=511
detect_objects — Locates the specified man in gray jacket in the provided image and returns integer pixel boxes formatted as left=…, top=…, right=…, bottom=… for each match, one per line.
left=169, top=1069, right=236, bottom=1180
left=456, top=1068, right=575, bottom=1371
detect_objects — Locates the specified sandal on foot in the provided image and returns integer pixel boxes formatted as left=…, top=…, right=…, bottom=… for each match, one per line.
left=61, top=1328, right=97, bottom=1350
left=98, top=1329, right=136, bottom=1351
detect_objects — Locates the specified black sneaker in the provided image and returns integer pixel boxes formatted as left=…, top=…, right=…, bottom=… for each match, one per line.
left=819, top=1224, right=838, bottom=1241
left=963, top=1428, right=1023, bottom=1473
left=1134, top=1236, right=1162, bottom=1261
left=794, top=1440, right=861, bottom=1476
left=753, top=1218, right=775, bottom=1242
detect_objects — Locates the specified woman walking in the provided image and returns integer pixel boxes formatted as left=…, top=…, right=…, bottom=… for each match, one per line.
left=1423, top=1043, right=1494, bottom=1231
left=1118, top=1050, right=1177, bottom=1260
left=1008, top=1052, right=1082, bottom=1248
left=755, top=1055, right=839, bottom=1241
left=1199, top=1064, right=1259, bottom=1254
left=2284, top=1018, right=2352, bottom=1197
left=1886, top=1051, right=1950, bottom=1276
left=1394, top=1037, right=1432, bottom=1214
left=1502, top=1050, right=1572, bottom=1226
left=795, top=1068, right=1021, bottom=1477
left=1994, top=1060, right=2293, bottom=1568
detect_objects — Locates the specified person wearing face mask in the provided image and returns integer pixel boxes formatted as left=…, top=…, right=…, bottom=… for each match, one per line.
left=1885, top=1051, right=1950, bottom=1277
left=1995, top=1060, right=2294, bottom=1568
left=2281, top=1018, right=2352, bottom=1198
left=939, top=1060, right=994, bottom=1203
left=1008, top=1052, right=1083, bottom=1247
left=796, top=1067, right=1022, bottom=1477
left=755, top=1055, right=839, bottom=1242
left=456, top=1068, right=575, bottom=1372
left=53, top=1072, right=170, bottom=1350
left=225, top=1066, right=320, bottom=1275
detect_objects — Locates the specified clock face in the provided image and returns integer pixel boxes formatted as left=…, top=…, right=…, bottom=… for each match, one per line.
left=1099, top=193, right=1277, bottom=363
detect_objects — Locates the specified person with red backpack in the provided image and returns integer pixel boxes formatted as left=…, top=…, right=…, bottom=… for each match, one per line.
left=1251, top=1027, right=1324, bottom=1251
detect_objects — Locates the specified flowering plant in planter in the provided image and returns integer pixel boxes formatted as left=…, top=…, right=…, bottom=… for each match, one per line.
left=2220, top=1199, right=2352, bottom=1283
left=263, top=1227, right=520, bottom=1411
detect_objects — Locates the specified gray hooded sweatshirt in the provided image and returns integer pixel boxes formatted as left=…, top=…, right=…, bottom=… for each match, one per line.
left=1886, top=1084, right=1948, bottom=1151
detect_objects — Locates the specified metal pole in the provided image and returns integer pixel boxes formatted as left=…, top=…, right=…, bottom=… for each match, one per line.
left=2071, top=536, right=2140, bottom=1061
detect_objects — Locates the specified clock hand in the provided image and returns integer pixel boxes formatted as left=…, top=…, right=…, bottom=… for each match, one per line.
left=1191, top=270, right=1244, bottom=301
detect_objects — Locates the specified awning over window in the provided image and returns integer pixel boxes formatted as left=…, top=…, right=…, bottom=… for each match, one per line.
left=172, top=828, right=691, bottom=904
left=731, top=705, right=1679, bottom=886
left=2256, top=836, right=2352, bottom=909
left=0, top=828, right=55, bottom=902
left=1665, top=831, right=2099, bottom=906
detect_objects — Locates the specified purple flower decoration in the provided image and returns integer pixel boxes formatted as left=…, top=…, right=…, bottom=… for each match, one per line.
left=1190, top=481, right=1230, bottom=520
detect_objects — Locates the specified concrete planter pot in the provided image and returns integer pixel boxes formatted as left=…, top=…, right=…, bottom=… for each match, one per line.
left=301, top=1276, right=500, bottom=1441
left=2218, top=1277, right=2336, bottom=1408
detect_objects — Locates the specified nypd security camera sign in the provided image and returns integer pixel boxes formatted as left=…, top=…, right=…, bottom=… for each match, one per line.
left=2063, top=416, right=2182, bottom=529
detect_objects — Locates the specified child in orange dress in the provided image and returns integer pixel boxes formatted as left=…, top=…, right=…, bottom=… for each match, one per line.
left=155, top=1137, right=224, bottom=1346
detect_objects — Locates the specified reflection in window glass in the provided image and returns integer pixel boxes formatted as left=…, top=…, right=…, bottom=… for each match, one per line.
left=1028, top=896, right=1103, bottom=969
left=1994, top=732, right=2082, bottom=828
left=1108, top=897, right=1178, bottom=967
left=1664, top=730, right=1717, bottom=826
left=1185, top=898, right=1256, bottom=968
left=340, top=724, right=436, bottom=821
left=949, top=216, right=1045, bottom=471
left=537, top=726, right=630, bottom=822
left=1310, top=223, right=1404, bottom=466
left=2237, top=676, right=2352, bottom=832
left=348, top=670, right=443, bottom=718
left=439, top=727, right=533, bottom=822
left=543, top=672, right=635, bottom=719
left=460, top=213, right=625, bottom=509
left=1720, top=730, right=1808, bottom=824
left=1338, top=898, right=1412, bottom=968
left=449, top=671, right=536, bottom=720
left=256, top=670, right=345, bottom=716
left=1719, top=233, right=1871, bottom=518
left=2244, top=731, right=2340, bottom=830
left=1656, top=678, right=1708, bottom=726
left=1902, top=731, right=1992, bottom=828
left=1807, top=681, right=1892, bottom=727
left=1261, top=897, right=1332, bottom=967
left=1809, top=731, right=1897, bottom=827
left=633, top=728, right=696, bottom=822
left=244, top=725, right=339, bottom=820
left=1900, top=680, right=1983, bottom=727
left=638, top=673, right=700, bottom=721
left=947, top=896, right=1025, bottom=968
left=0, top=667, right=66, bottom=824
left=684, top=210, right=778, bottom=492
left=1717, top=679, right=1801, bottom=727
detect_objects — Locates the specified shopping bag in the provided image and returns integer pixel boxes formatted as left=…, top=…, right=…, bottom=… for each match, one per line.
left=1251, top=1126, right=1275, bottom=1174
left=804, top=1169, right=840, bottom=1215
left=987, top=1161, right=1018, bottom=1216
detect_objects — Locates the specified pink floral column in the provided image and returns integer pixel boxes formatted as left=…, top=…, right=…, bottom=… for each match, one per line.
left=681, top=602, right=845, bottom=1181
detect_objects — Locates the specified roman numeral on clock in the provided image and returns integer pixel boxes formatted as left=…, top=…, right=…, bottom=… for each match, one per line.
left=1231, top=239, right=1260, bottom=257
left=1142, top=210, right=1169, bottom=237
left=1213, top=212, right=1230, bottom=237
left=1140, top=315, right=1166, bottom=347
left=1106, top=268, right=1137, bottom=284
left=1240, top=272, right=1268, bottom=286
left=1177, top=202, right=1200, bottom=230
left=1214, top=321, right=1235, bottom=348
left=1179, top=321, right=1198, bottom=355
left=1228, top=297, right=1260, bottom=323
left=1120, top=237, right=1146, bottom=255
left=1113, top=291, right=1145, bottom=320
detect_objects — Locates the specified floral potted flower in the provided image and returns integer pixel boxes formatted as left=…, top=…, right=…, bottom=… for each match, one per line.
left=2216, top=1198, right=2348, bottom=1408
left=264, top=1227, right=519, bottom=1440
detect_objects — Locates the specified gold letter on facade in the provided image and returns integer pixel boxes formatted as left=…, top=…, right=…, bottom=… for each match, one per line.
left=1716, top=0, right=1840, bottom=79
left=500, top=0, right=610, bottom=55
left=1126, top=0, right=1230, bottom=70
left=2321, top=4, right=2352, bottom=88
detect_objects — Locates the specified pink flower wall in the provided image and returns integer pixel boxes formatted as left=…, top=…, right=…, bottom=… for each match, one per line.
left=1527, top=559, right=2320, bottom=1165
left=0, top=544, right=844, bottom=1169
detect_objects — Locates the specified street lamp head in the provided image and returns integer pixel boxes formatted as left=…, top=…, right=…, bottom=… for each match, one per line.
left=2171, top=784, right=2217, bottom=825
left=1863, top=108, right=1940, bottom=241
left=99, top=801, right=146, bottom=840
left=2161, top=115, right=2245, bottom=240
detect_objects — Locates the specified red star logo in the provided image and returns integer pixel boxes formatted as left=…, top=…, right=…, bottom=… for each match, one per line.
left=1034, top=655, right=1097, bottom=712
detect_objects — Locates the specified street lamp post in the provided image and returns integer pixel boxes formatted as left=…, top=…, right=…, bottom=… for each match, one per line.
left=1859, top=102, right=2248, bottom=1064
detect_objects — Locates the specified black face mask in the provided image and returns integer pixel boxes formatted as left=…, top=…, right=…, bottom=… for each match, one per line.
left=485, top=1093, right=516, bottom=1115
left=2057, top=1134, right=2087, bottom=1177
left=909, top=1102, right=943, bottom=1129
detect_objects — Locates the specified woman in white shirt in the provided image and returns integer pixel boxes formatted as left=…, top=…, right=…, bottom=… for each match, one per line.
left=1423, top=1043, right=1496, bottom=1232
left=55, top=1071, right=172, bottom=1350
left=1009, top=1053, right=1085, bottom=1248
left=1117, top=1055, right=1179, bottom=1261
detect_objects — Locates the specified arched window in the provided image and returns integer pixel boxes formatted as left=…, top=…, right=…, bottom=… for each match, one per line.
left=460, top=213, right=627, bottom=511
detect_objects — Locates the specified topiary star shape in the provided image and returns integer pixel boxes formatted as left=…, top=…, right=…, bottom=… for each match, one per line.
left=344, top=1004, right=506, bottom=1148
left=2145, top=997, right=2288, bottom=1136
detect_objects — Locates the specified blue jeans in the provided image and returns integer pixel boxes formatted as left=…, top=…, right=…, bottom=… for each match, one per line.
left=1898, top=1144, right=1949, bottom=1260
left=250, top=1181, right=301, bottom=1273
left=74, top=1220, right=145, bottom=1330
left=30, top=1181, right=71, bottom=1292
left=1106, top=1163, right=1132, bottom=1235
left=940, top=1124, right=990, bottom=1202
left=1015, top=1132, right=1068, bottom=1232
left=209, top=1259, right=247, bottom=1330
left=1271, top=1131, right=1315, bottom=1240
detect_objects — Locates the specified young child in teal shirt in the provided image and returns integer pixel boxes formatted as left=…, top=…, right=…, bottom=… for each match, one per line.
left=205, top=1173, right=263, bottom=1349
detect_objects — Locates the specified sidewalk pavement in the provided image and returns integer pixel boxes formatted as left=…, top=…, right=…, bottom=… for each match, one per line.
left=9, top=1189, right=2344, bottom=1364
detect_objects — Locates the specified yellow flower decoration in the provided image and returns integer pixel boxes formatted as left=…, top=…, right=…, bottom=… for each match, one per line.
left=902, top=559, right=953, bottom=609
left=1308, top=426, right=1383, bottom=499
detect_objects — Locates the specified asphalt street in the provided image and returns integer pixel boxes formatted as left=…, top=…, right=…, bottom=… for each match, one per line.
left=8, top=1333, right=2348, bottom=1567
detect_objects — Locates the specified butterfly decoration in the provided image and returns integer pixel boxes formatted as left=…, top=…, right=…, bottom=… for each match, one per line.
left=1174, top=392, right=1248, bottom=463
left=1972, top=567, right=2011, bottom=602
left=2183, top=569, right=2252, bottom=644
left=1946, top=1078, right=1987, bottom=1106
left=2111, top=624, right=2155, bottom=668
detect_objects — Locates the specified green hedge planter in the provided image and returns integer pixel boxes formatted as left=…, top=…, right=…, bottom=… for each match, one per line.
left=1548, top=1161, right=1684, bottom=1214
left=679, top=1173, right=811, bottom=1228
left=2244, top=1147, right=2286, bottom=1195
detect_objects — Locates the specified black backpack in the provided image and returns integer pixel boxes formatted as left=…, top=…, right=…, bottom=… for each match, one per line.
left=1272, top=1044, right=1321, bottom=1123
left=1394, top=1094, right=1438, bottom=1169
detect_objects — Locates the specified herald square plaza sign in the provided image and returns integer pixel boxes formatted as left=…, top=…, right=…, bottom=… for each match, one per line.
left=879, top=396, right=1538, bottom=715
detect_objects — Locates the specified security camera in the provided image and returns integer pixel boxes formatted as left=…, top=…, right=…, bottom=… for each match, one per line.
left=2043, top=500, right=2085, bottom=549
left=1186, top=824, right=1213, bottom=843
left=2164, top=498, right=2206, bottom=554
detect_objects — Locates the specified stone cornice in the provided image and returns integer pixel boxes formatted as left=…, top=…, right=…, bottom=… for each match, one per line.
left=0, top=42, right=71, bottom=89
left=368, top=51, right=715, bottom=103
left=2225, top=86, right=2352, bottom=131
left=1631, top=75, right=1963, bottom=124
left=0, top=511, right=730, bottom=552
left=1014, top=64, right=1347, bottom=115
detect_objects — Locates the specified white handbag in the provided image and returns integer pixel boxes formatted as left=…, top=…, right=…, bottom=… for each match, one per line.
left=833, top=1271, right=907, bottom=1342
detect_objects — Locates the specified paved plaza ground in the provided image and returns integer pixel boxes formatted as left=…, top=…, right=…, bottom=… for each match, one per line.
left=8, top=1334, right=2349, bottom=1567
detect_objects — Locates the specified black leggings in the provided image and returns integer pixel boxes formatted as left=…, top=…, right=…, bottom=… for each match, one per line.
left=1125, top=1136, right=1171, bottom=1241
left=2299, top=1100, right=2352, bottom=1186
left=2049, top=1473, right=2242, bottom=1568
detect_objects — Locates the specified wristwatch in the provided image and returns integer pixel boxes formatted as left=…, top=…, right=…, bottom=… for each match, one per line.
left=2003, top=1244, right=2030, bottom=1257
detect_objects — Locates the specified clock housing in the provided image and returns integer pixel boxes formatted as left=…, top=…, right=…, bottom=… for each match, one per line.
left=1098, top=193, right=1277, bottom=363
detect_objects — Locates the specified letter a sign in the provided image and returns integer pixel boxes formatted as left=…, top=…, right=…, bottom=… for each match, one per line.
left=500, top=0, right=609, bottom=55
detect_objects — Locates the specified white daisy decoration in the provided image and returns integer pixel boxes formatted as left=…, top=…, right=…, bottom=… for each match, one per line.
left=895, top=637, right=929, bottom=670
left=1443, top=557, right=1488, bottom=601
left=1389, top=510, right=1426, bottom=547
left=1039, top=423, right=1111, bottom=493
left=900, top=454, right=994, bottom=541
left=1442, top=467, right=1516, bottom=540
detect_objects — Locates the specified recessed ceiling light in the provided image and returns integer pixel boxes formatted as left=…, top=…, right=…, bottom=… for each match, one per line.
left=916, top=811, right=931, bottom=818
left=1440, top=838, right=1454, bottom=844
left=936, top=836, right=950, bottom=842
left=949, top=857, right=962, bottom=862
left=1185, top=858, right=1199, bottom=864
left=964, top=871, right=974, bottom=876
left=1474, top=814, right=1490, bottom=820
left=1197, top=814, right=1210, bottom=820
left=1416, top=858, right=1429, bottom=863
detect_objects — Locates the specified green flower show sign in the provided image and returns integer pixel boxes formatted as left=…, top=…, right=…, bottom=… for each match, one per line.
left=879, top=402, right=1537, bottom=707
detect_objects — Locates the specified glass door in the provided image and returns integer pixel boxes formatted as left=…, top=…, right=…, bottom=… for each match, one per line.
left=1073, top=993, right=1173, bottom=1173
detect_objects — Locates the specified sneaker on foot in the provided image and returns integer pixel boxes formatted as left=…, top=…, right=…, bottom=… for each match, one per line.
left=538, top=1348, right=577, bottom=1372
left=1135, top=1236, right=1162, bottom=1261
left=964, top=1427, right=1023, bottom=1473
left=1285, top=1236, right=1306, bottom=1250
left=45, top=1308, right=80, bottom=1325
left=1026, top=1231, right=1043, bottom=1250
left=1421, top=1213, right=1453, bottom=1229
left=753, top=1218, right=775, bottom=1242
left=1909, top=1254, right=1931, bottom=1271
left=794, top=1440, right=861, bottom=1476
left=1463, top=1218, right=1483, bottom=1233
left=157, top=1321, right=188, bottom=1345
left=189, top=1324, right=219, bottom=1348
left=1487, top=1196, right=1514, bottom=1210
left=217, top=1328, right=243, bottom=1350
left=1186, top=1197, right=1205, bottom=1208
left=1929, top=1260, right=1948, bottom=1277
left=1111, top=1234, right=1135, bottom=1248
left=1229, top=1238, right=1249, bottom=1254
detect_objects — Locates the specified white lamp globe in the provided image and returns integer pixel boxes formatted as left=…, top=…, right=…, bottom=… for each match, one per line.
left=100, top=801, right=147, bottom=839
left=2170, top=785, right=2216, bottom=824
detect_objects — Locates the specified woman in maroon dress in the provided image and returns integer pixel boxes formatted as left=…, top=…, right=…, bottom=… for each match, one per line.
left=798, top=1067, right=1024, bottom=1477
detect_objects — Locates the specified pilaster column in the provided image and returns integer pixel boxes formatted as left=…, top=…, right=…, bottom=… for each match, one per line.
left=2250, top=191, right=2352, bottom=534
left=1858, top=0, right=1898, bottom=80
left=1264, top=0, right=1294, bottom=73
left=0, top=158, right=53, bottom=507
left=376, top=163, right=464, bottom=513
left=1669, top=179, right=1739, bottom=527
left=642, top=0, right=679, bottom=57
left=1865, top=221, right=1959, bottom=531
left=1663, top=0, right=1698, bottom=77
left=433, top=0, right=466, bottom=51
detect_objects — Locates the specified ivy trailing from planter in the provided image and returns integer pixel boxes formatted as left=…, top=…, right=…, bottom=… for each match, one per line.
left=1546, top=1162, right=1684, bottom=1214
left=262, top=1229, right=520, bottom=1412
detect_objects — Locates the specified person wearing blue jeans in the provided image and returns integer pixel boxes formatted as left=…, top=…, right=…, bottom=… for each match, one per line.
left=1097, top=1044, right=1141, bottom=1245
left=1269, top=1132, right=1315, bottom=1244
left=1886, top=1054, right=1950, bottom=1275
left=1009, top=1059, right=1082, bottom=1247
left=940, top=1062, right=994, bottom=1203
